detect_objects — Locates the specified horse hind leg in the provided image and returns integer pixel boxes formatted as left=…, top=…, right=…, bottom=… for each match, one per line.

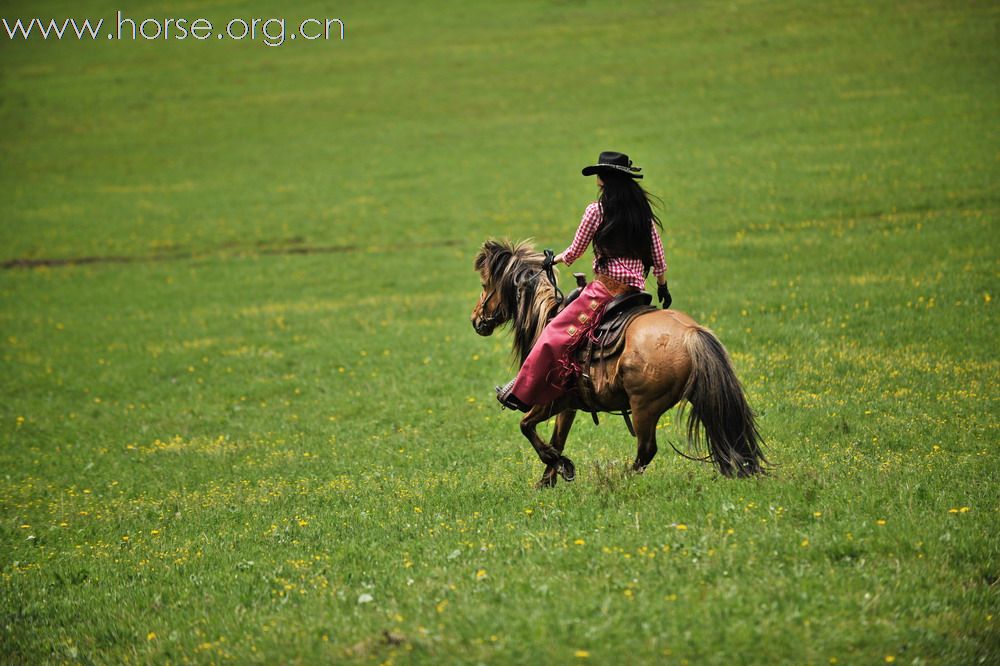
left=629, top=393, right=677, bottom=473
left=629, top=401, right=659, bottom=473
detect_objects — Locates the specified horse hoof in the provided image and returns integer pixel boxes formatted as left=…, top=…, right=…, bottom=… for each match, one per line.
left=558, top=456, right=576, bottom=482
left=535, top=471, right=558, bottom=490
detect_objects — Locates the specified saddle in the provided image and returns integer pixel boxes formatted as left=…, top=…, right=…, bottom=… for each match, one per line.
left=561, top=273, right=656, bottom=355
left=561, top=274, right=658, bottom=431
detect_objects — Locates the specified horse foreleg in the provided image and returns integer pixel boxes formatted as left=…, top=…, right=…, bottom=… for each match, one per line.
left=550, top=409, right=577, bottom=455
left=536, top=409, right=577, bottom=487
left=520, top=403, right=575, bottom=488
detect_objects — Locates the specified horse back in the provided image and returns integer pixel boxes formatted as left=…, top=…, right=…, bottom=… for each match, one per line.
left=579, top=309, right=698, bottom=411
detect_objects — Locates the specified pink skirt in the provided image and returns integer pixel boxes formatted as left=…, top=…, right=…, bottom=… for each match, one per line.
left=509, top=280, right=614, bottom=406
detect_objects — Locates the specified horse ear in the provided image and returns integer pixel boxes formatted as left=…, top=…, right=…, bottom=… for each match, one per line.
left=474, top=240, right=498, bottom=273
left=476, top=239, right=521, bottom=285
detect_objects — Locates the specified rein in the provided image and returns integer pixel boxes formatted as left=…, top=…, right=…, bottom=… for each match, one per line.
left=543, top=249, right=564, bottom=307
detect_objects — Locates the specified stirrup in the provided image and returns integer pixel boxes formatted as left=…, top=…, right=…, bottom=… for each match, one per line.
left=495, top=379, right=529, bottom=412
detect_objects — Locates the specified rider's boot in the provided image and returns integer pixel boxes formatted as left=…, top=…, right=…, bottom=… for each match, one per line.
left=496, top=379, right=530, bottom=412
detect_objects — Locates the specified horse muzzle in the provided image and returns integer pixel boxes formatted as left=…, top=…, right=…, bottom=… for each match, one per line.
left=472, top=317, right=496, bottom=337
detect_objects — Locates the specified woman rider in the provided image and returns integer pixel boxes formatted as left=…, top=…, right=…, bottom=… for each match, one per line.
left=497, top=151, right=672, bottom=411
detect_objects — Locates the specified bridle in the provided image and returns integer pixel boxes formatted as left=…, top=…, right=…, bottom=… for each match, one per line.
left=474, top=286, right=504, bottom=332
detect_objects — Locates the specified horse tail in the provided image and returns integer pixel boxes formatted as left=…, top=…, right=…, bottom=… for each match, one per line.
left=679, top=326, right=767, bottom=477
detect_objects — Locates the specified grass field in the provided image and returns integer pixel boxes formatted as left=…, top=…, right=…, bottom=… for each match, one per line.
left=1, top=0, right=998, bottom=663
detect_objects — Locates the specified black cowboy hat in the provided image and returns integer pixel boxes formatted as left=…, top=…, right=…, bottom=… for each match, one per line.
left=581, top=151, right=643, bottom=179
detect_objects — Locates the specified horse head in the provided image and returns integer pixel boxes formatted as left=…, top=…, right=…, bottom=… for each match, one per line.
left=471, top=239, right=546, bottom=337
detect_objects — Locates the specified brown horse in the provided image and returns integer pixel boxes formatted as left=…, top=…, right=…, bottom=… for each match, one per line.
left=471, top=239, right=767, bottom=487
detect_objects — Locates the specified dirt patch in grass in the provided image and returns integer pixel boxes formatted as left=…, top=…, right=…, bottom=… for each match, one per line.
left=1, top=238, right=462, bottom=270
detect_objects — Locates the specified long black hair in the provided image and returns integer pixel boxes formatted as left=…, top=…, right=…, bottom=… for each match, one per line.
left=592, top=170, right=662, bottom=272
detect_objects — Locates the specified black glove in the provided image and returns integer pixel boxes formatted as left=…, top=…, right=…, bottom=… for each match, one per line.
left=542, top=249, right=555, bottom=271
left=657, top=282, right=672, bottom=309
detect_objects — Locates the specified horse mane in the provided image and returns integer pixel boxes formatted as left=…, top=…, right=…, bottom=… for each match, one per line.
left=474, top=239, right=561, bottom=365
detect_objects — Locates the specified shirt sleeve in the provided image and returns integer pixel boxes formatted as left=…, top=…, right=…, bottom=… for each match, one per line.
left=650, top=223, right=667, bottom=279
left=561, top=202, right=602, bottom=267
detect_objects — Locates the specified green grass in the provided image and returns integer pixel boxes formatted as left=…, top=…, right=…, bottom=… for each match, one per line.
left=1, top=0, right=998, bottom=663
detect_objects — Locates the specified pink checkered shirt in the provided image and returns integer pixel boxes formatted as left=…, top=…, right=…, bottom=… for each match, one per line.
left=561, top=202, right=666, bottom=289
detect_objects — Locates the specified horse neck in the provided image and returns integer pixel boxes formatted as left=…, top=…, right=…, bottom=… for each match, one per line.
left=512, top=282, right=559, bottom=365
